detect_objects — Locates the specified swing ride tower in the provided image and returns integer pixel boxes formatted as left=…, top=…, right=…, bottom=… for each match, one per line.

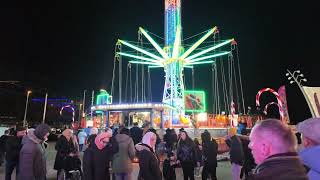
left=116, top=0, right=235, bottom=124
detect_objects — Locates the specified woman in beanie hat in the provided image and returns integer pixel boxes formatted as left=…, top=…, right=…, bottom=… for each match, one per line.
left=83, top=129, right=119, bottom=180
left=19, top=123, right=50, bottom=180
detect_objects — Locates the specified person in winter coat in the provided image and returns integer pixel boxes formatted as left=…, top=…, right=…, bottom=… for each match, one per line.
left=77, top=129, right=87, bottom=152
left=239, top=136, right=256, bottom=179
left=54, top=129, right=80, bottom=177
left=164, top=129, right=175, bottom=152
left=112, top=128, right=135, bottom=180
left=5, top=126, right=26, bottom=180
left=201, top=130, right=218, bottom=180
left=130, top=122, right=143, bottom=145
left=246, top=119, right=308, bottom=180
left=193, top=138, right=203, bottom=177
left=83, top=129, right=119, bottom=180
left=177, top=130, right=199, bottom=180
left=225, top=130, right=246, bottom=180
left=0, top=129, right=10, bottom=167
left=297, top=118, right=320, bottom=180
left=141, top=121, right=150, bottom=136
left=163, top=150, right=177, bottom=180
left=86, top=127, right=98, bottom=148
left=19, top=124, right=51, bottom=180
left=135, top=131, right=162, bottom=180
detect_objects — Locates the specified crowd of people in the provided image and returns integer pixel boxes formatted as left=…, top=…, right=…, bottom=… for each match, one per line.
left=0, top=123, right=51, bottom=180
left=0, top=117, right=319, bottom=180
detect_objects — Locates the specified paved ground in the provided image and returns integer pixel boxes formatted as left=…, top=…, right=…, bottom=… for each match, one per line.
left=0, top=142, right=232, bottom=179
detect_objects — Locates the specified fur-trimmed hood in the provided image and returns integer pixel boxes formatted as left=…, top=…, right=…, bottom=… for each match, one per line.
left=22, top=129, right=42, bottom=145
left=135, top=143, right=154, bottom=153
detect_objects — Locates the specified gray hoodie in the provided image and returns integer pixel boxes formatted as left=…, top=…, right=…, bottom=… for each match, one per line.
left=112, top=134, right=135, bottom=173
left=19, top=130, right=47, bottom=180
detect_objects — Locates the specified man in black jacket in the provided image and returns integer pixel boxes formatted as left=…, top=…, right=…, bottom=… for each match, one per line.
left=246, top=119, right=308, bottom=180
left=0, top=129, right=10, bottom=166
left=201, top=130, right=218, bottom=180
left=130, top=122, right=143, bottom=145
left=226, top=133, right=245, bottom=180
left=5, top=126, right=26, bottom=180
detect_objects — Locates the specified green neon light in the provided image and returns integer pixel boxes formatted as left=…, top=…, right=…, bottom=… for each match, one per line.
left=129, top=61, right=161, bottom=65
left=172, top=27, right=182, bottom=58
left=184, top=90, right=206, bottom=112
left=118, top=40, right=164, bottom=61
left=97, top=94, right=110, bottom=105
left=148, top=65, right=163, bottom=68
left=180, top=27, right=217, bottom=60
left=183, top=65, right=194, bottom=68
left=96, top=110, right=104, bottom=114
left=187, top=60, right=214, bottom=65
left=188, top=51, right=230, bottom=63
left=139, top=27, right=169, bottom=59
left=118, top=52, right=159, bottom=63
left=185, top=39, right=234, bottom=61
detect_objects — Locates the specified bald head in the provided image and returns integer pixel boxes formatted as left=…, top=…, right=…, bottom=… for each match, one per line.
left=249, top=119, right=297, bottom=164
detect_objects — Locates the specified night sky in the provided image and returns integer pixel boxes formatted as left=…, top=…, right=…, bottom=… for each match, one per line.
left=0, top=0, right=319, bottom=124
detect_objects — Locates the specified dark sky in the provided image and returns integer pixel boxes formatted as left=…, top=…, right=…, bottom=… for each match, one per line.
left=0, top=0, right=319, bottom=123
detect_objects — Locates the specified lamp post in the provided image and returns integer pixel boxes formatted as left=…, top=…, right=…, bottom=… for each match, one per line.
left=42, top=93, right=48, bottom=123
left=79, top=104, right=83, bottom=122
left=82, top=90, right=86, bottom=117
left=23, top=91, right=32, bottom=127
left=286, top=70, right=316, bottom=117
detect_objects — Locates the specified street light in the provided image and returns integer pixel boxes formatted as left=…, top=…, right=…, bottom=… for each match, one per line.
left=292, top=70, right=301, bottom=77
left=23, top=91, right=32, bottom=127
left=297, top=74, right=304, bottom=78
left=79, top=104, right=83, bottom=122
left=299, top=78, right=307, bottom=84
left=286, top=69, right=316, bottom=117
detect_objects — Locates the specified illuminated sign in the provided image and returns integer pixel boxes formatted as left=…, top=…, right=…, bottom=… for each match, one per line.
left=184, top=90, right=206, bottom=112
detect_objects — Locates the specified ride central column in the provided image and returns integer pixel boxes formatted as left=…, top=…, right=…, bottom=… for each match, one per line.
left=163, top=0, right=185, bottom=125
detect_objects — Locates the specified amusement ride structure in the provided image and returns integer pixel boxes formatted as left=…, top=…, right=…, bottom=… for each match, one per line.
left=102, top=0, right=246, bottom=128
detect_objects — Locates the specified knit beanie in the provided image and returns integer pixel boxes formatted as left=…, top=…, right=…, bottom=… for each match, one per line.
left=34, top=124, right=51, bottom=140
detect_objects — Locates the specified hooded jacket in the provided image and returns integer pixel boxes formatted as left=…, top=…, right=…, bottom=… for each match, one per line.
left=19, top=130, right=47, bottom=180
left=299, top=145, right=320, bottom=180
left=112, top=133, right=135, bottom=173
left=83, top=135, right=118, bottom=180
left=135, top=143, right=162, bottom=180
left=246, top=152, right=308, bottom=180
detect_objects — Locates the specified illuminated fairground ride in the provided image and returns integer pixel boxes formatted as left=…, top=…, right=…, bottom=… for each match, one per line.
left=92, top=0, right=252, bottom=129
